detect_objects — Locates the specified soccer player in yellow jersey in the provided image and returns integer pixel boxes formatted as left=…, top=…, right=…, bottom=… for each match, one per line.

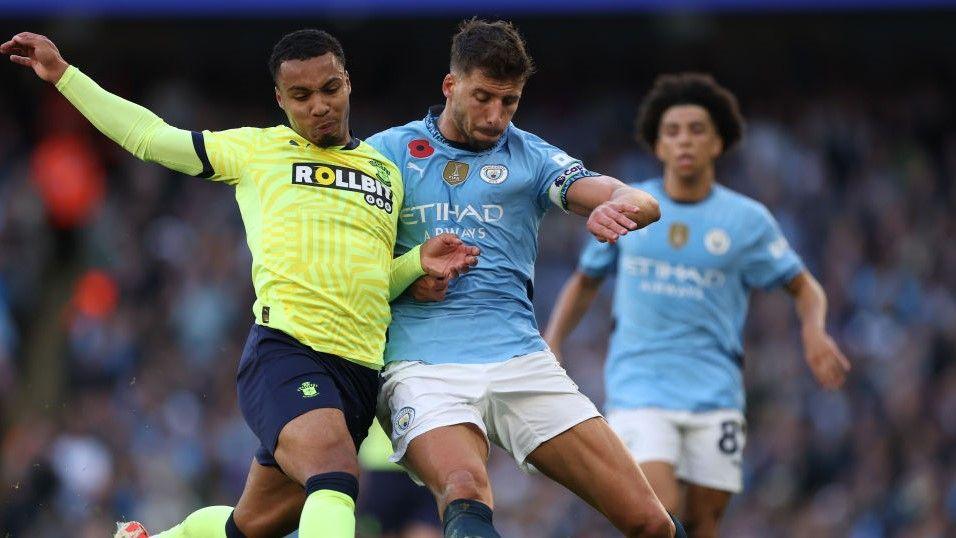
left=3, top=30, right=478, bottom=538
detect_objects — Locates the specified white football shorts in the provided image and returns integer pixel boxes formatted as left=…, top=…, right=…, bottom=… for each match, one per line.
left=607, top=407, right=746, bottom=493
left=378, top=350, right=602, bottom=480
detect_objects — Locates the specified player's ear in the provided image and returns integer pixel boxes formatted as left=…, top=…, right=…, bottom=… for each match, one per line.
left=275, top=86, right=285, bottom=111
left=654, top=136, right=666, bottom=162
left=711, top=136, right=723, bottom=159
left=344, top=70, right=352, bottom=95
left=442, top=73, right=456, bottom=99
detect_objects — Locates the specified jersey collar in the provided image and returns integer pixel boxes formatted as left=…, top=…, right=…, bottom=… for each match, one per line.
left=282, top=125, right=361, bottom=151
left=425, top=105, right=508, bottom=155
left=657, top=177, right=717, bottom=206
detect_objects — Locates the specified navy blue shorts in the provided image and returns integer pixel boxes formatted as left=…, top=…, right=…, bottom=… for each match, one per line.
left=236, top=324, right=380, bottom=468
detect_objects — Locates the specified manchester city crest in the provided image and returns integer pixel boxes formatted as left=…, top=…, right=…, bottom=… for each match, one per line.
left=395, top=407, right=415, bottom=432
left=479, top=164, right=508, bottom=184
left=705, top=228, right=731, bottom=255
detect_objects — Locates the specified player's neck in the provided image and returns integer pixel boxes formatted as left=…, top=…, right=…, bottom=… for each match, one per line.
left=436, top=109, right=467, bottom=144
left=663, top=168, right=715, bottom=203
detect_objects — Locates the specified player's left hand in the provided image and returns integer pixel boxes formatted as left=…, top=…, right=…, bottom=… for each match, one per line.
left=420, top=233, right=479, bottom=280
left=802, top=327, right=851, bottom=390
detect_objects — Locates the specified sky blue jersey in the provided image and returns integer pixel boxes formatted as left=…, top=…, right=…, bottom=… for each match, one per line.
left=367, top=106, right=598, bottom=365
left=579, top=178, right=804, bottom=412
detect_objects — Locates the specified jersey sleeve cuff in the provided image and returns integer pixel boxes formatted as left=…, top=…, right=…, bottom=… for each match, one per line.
left=388, top=244, right=426, bottom=301
left=54, top=64, right=79, bottom=91
left=578, top=264, right=608, bottom=279
left=191, top=131, right=215, bottom=179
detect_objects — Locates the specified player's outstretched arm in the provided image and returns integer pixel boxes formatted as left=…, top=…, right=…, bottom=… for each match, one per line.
left=786, top=271, right=851, bottom=389
left=2, top=32, right=204, bottom=176
left=566, top=176, right=661, bottom=243
left=544, top=271, right=603, bottom=362
left=388, top=234, right=479, bottom=302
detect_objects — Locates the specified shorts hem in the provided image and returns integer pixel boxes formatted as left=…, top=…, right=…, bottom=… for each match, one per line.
left=389, top=415, right=489, bottom=466
left=513, top=409, right=603, bottom=468
left=264, top=402, right=349, bottom=456
left=630, top=453, right=682, bottom=466
left=676, top=473, right=742, bottom=494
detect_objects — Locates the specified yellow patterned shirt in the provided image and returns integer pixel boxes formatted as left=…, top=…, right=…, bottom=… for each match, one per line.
left=198, top=126, right=402, bottom=368
left=56, top=66, right=411, bottom=369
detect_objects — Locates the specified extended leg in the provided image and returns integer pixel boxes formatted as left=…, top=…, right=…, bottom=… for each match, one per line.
left=527, top=417, right=677, bottom=538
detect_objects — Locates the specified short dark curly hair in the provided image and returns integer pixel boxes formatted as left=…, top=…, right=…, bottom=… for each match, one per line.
left=269, top=29, right=345, bottom=82
left=636, top=73, right=744, bottom=154
left=450, top=18, right=535, bottom=82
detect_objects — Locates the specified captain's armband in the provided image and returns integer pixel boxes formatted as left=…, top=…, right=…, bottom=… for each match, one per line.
left=547, top=163, right=600, bottom=212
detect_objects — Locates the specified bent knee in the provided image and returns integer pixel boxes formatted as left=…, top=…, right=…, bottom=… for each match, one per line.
left=440, top=468, right=491, bottom=504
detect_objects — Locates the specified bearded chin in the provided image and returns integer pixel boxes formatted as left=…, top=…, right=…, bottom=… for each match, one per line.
left=468, top=135, right=497, bottom=151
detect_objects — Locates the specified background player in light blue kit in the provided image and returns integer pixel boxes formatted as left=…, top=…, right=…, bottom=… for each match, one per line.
left=367, top=19, right=685, bottom=538
left=545, top=73, right=851, bottom=537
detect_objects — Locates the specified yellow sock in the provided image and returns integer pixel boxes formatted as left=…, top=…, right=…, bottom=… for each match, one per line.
left=298, top=490, right=355, bottom=537
left=153, top=506, right=233, bottom=537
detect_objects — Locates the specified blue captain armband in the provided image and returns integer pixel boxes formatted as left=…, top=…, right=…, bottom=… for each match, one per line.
left=547, top=163, right=601, bottom=212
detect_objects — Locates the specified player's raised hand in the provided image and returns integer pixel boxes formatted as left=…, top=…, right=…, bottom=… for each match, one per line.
left=802, top=327, right=851, bottom=390
left=1, top=32, right=69, bottom=83
left=409, top=276, right=449, bottom=302
left=420, top=232, right=479, bottom=280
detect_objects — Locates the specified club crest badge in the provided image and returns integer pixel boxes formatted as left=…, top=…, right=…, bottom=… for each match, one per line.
left=479, top=164, right=508, bottom=184
left=395, top=407, right=415, bottom=433
left=297, top=381, right=319, bottom=398
left=668, top=222, right=689, bottom=249
left=705, top=228, right=731, bottom=255
left=442, top=161, right=470, bottom=186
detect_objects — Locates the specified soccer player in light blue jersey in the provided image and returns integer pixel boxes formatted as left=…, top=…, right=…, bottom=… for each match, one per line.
left=366, top=19, right=685, bottom=538
left=545, top=73, right=851, bottom=537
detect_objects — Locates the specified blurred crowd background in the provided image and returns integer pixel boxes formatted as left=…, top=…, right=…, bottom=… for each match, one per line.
left=1, top=5, right=955, bottom=537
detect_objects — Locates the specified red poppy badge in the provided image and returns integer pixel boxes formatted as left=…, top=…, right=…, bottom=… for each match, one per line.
left=408, top=139, right=435, bottom=159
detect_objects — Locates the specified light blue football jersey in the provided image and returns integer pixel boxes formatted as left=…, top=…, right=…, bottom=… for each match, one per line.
left=367, top=106, right=597, bottom=364
left=579, top=178, right=804, bottom=412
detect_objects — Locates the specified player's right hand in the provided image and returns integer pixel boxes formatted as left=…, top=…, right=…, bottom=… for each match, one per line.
left=409, top=275, right=449, bottom=302
left=803, top=327, right=851, bottom=390
left=1, top=32, right=69, bottom=83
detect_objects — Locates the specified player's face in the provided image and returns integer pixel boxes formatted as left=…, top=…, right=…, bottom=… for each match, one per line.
left=655, top=105, right=723, bottom=180
left=275, top=54, right=351, bottom=147
left=443, top=68, right=524, bottom=150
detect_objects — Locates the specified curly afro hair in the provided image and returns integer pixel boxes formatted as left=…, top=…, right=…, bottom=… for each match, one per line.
left=636, top=72, right=744, bottom=154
